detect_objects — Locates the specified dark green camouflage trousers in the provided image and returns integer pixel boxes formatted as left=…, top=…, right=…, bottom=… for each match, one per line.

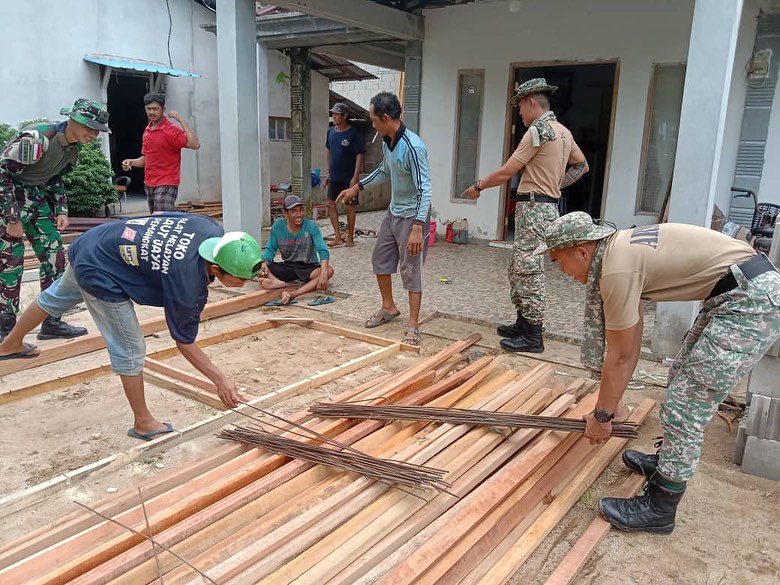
left=0, top=184, right=65, bottom=315
left=659, top=268, right=780, bottom=481
left=509, top=201, right=559, bottom=324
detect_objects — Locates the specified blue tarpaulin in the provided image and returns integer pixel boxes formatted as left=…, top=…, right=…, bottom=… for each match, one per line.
left=83, top=54, right=201, bottom=78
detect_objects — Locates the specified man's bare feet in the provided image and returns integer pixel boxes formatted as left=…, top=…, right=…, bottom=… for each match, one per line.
left=327, top=238, right=345, bottom=248
left=132, top=417, right=170, bottom=436
left=346, top=239, right=355, bottom=247
left=281, top=291, right=294, bottom=305
left=0, top=341, right=40, bottom=359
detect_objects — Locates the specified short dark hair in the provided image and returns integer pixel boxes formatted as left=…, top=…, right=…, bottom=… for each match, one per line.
left=527, top=92, right=550, bottom=109
left=370, top=92, right=402, bottom=120
left=143, top=93, right=166, bottom=107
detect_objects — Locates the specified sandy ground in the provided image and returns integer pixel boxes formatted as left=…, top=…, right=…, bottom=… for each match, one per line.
left=0, top=293, right=778, bottom=584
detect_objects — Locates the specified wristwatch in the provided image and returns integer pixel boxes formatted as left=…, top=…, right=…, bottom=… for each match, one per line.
left=6, top=213, right=19, bottom=224
left=473, top=179, right=483, bottom=192
left=593, top=408, right=615, bottom=423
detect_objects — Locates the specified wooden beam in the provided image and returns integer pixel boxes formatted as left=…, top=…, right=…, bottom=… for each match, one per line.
left=270, top=0, right=424, bottom=41
left=142, top=370, right=228, bottom=410
left=542, top=472, right=647, bottom=585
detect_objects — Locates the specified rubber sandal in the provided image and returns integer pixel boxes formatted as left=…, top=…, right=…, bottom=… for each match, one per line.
left=308, top=295, right=335, bottom=306
left=127, top=422, right=174, bottom=441
left=365, top=308, right=401, bottom=328
left=0, top=342, right=40, bottom=360
left=402, top=327, right=421, bottom=347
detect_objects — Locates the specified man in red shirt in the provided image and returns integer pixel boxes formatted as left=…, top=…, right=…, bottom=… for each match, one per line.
left=122, top=93, right=200, bottom=213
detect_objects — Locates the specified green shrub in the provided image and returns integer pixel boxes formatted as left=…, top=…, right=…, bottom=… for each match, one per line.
left=62, top=139, right=117, bottom=217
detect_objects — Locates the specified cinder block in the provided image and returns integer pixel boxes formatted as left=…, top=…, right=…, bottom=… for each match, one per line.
left=748, top=354, right=780, bottom=400
left=741, top=436, right=780, bottom=481
left=746, top=394, right=771, bottom=437
left=733, top=419, right=748, bottom=465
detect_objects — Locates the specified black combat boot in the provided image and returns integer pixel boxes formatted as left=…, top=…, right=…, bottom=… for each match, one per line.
left=497, top=312, right=528, bottom=338
left=622, top=449, right=659, bottom=477
left=0, top=314, right=16, bottom=341
left=499, top=322, right=544, bottom=353
left=598, top=475, right=686, bottom=535
left=37, top=316, right=88, bottom=340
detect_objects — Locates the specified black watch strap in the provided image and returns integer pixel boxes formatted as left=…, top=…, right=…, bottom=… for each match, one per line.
left=594, top=408, right=615, bottom=423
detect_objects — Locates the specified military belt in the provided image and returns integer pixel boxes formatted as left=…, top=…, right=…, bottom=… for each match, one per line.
left=706, top=253, right=777, bottom=300
left=517, top=192, right=558, bottom=204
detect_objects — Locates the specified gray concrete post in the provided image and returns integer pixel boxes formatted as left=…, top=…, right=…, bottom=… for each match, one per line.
left=216, top=0, right=262, bottom=241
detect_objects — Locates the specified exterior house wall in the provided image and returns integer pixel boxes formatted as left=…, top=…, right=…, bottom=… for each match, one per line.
left=420, top=0, right=695, bottom=239
left=760, top=79, right=780, bottom=201
left=0, top=0, right=219, bottom=201
left=330, top=64, right=402, bottom=111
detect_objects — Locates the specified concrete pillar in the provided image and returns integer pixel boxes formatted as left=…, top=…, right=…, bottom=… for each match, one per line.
left=257, top=44, right=271, bottom=227
left=402, top=41, right=422, bottom=133
left=289, top=48, right=312, bottom=209
left=652, top=0, right=744, bottom=357
left=216, top=0, right=262, bottom=241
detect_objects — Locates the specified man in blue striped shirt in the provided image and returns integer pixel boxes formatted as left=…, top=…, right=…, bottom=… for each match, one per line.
left=337, top=92, right=432, bottom=347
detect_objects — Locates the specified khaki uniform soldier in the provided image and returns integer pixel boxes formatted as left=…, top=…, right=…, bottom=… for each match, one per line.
left=0, top=98, right=110, bottom=340
left=462, top=78, right=589, bottom=354
left=535, top=212, right=780, bottom=534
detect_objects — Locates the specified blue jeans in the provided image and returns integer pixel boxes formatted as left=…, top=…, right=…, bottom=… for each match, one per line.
left=36, top=265, right=146, bottom=375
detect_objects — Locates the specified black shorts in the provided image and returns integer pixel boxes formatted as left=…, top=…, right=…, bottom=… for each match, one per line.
left=327, top=180, right=358, bottom=206
left=268, top=261, right=321, bottom=283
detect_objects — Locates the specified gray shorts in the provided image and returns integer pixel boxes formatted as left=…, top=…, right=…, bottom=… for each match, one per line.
left=371, top=211, right=429, bottom=292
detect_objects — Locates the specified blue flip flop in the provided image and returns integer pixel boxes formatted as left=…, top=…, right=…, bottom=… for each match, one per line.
left=308, top=295, right=335, bottom=306
left=127, top=422, right=174, bottom=441
left=265, top=299, right=298, bottom=307
left=0, top=342, right=39, bottom=361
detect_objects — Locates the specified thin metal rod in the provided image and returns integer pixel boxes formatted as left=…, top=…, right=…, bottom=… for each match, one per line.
left=73, top=501, right=218, bottom=585
left=138, top=487, right=164, bottom=585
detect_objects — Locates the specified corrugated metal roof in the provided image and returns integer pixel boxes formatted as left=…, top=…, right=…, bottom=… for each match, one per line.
left=83, top=54, right=201, bottom=78
left=312, top=53, right=377, bottom=81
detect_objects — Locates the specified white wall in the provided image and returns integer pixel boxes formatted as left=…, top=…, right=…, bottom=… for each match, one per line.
left=420, top=0, right=694, bottom=239
left=0, top=0, right=219, bottom=200
left=760, top=79, right=780, bottom=202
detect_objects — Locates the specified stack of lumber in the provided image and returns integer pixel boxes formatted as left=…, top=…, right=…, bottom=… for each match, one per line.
left=270, top=196, right=284, bottom=222
left=0, top=334, right=653, bottom=584
left=175, top=200, right=223, bottom=218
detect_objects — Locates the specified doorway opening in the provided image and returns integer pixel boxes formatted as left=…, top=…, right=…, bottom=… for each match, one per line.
left=107, top=72, right=150, bottom=195
left=501, top=62, right=617, bottom=240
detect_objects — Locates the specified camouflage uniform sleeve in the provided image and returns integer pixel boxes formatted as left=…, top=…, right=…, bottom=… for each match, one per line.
left=49, top=175, right=68, bottom=216
left=0, top=167, right=20, bottom=220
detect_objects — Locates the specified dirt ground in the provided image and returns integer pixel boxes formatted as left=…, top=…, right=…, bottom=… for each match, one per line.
left=0, top=291, right=778, bottom=584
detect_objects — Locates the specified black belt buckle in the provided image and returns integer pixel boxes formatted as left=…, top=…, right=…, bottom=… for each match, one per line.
left=707, top=253, right=777, bottom=300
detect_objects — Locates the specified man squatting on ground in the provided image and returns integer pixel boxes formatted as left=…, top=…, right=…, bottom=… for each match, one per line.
left=122, top=93, right=200, bottom=213
left=462, top=78, right=589, bottom=354
left=258, top=194, right=333, bottom=305
left=326, top=102, right=365, bottom=247
left=536, top=211, right=780, bottom=534
left=0, top=98, right=110, bottom=341
left=336, top=91, right=432, bottom=347
left=0, top=212, right=263, bottom=440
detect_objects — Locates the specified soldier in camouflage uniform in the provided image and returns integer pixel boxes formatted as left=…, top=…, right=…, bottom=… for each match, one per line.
left=462, top=78, right=589, bottom=353
left=535, top=212, right=780, bottom=534
left=0, top=98, right=110, bottom=340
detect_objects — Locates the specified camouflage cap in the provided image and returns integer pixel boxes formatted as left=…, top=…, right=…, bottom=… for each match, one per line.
left=510, top=77, right=558, bottom=105
left=60, top=98, right=110, bottom=133
left=533, top=211, right=616, bottom=255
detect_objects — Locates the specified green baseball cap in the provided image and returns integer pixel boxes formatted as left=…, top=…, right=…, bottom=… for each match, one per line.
left=198, top=232, right=263, bottom=279
left=60, top=98, right=110, bottom=133
left=533, top=211, right=616, bottom=255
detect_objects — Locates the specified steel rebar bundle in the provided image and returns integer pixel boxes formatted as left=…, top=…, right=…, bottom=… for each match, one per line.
left=309, top=403, right=640, bottom=439
left=217, top=425, right=452, bottom=492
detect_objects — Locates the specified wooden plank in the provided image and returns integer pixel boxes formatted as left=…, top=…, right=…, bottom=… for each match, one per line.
left=474, top=400, right=655, bottom=585
left=143, top=359, right=216, bottom=391
left=305, top=320, right=399, bottom=348
left=142, top=370, right=228, bottom=410
left=542, top=472, right=646, bottom=585
left=454, top=400, right=655, bottom=583
left=13, top=341, right=472, bottom=583
left=0, top=288, right=286, bottom=377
